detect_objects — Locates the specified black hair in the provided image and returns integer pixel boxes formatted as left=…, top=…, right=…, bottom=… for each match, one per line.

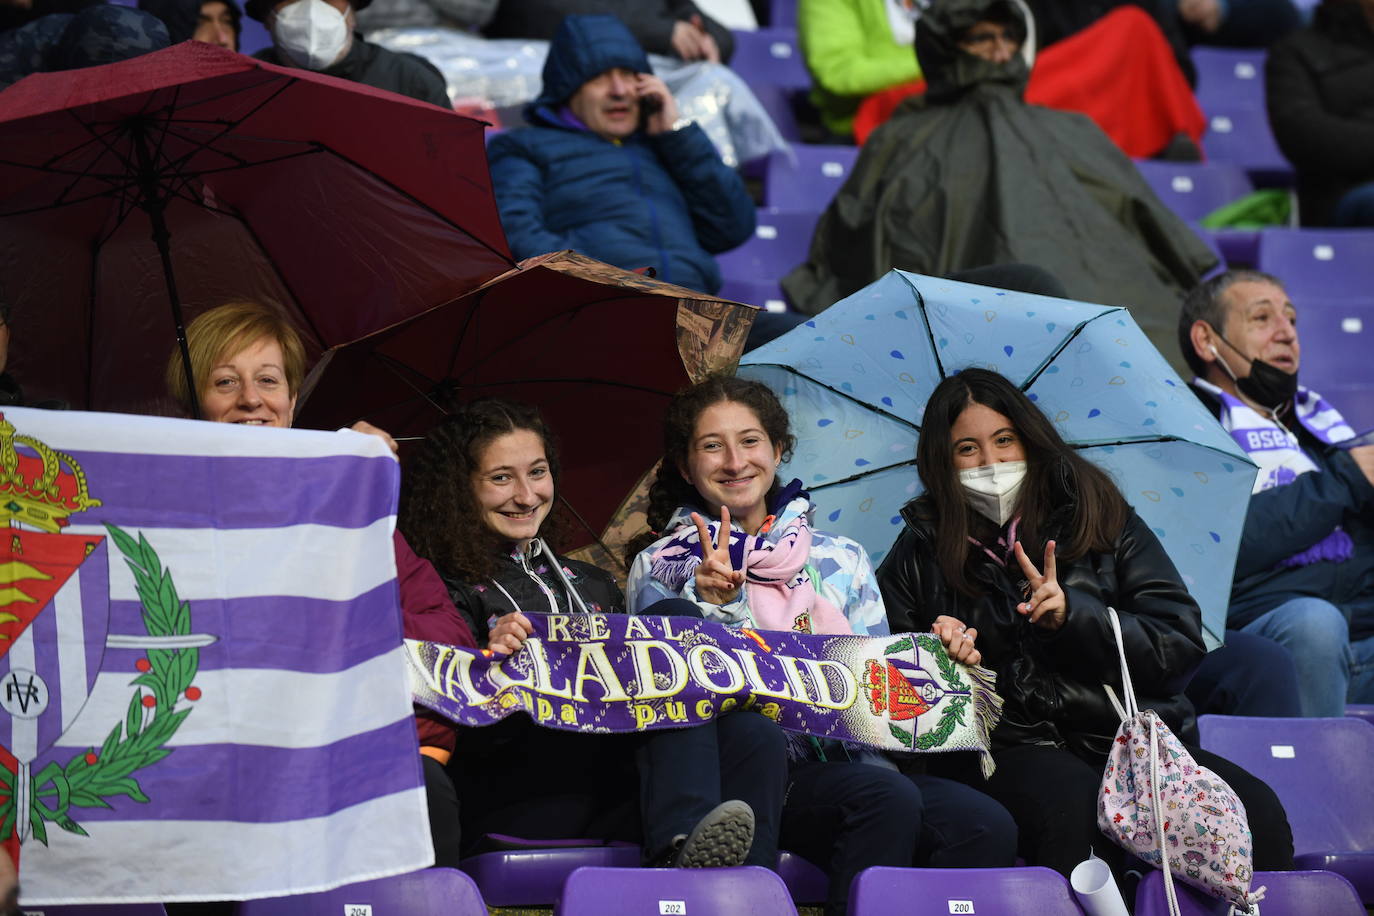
left=916, top=368, right=1127, bottom=596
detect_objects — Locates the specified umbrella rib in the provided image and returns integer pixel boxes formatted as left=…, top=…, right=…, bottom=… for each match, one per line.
left=556, top=493, right=628, bottom=574
left=444, top=287, right=487, bottom=381
left=371, top=351, right=449, bottom=416
left=741, top=361, right=920, bottom=432
left=93, top=190, right=145, bottom=250
left=1018, top=308, right=1126, bottom=391
left=314, top=146, right=515, bottom=268
left=900, top=277, right=950, bottom=380
left=1071, top=435, right=1257, bottom=467
left=806, top=458, right=918, bottom=491
left=231, top=215, right=329, bottom=347
left=155, top=80, right=304, bottom=177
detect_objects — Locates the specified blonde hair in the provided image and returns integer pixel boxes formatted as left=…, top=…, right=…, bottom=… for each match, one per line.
left=166, top=301, right=306, bottom=414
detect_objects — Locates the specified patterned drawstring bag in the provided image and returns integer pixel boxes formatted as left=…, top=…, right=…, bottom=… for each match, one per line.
left=1098, top=608, right=1265, bottom=915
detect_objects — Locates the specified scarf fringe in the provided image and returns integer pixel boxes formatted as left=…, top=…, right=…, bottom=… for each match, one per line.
left=968, top=663, right=1004, bottom=778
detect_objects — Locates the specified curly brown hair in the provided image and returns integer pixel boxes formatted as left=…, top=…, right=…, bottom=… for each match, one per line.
left=399, top=398, right=563, bottom=583
left=624, top=374, right=796, bottom=564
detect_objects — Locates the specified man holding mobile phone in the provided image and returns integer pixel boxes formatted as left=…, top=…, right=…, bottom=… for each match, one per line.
left=487, top=13, right=754, bottom=296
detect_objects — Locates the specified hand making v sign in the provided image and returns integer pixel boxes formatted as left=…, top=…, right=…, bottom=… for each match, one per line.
left=1013, top=539, right=1066, bottom=630
left=691, top=505, right=746, bottom=605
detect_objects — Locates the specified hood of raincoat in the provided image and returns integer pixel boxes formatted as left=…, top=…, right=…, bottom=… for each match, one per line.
left=528, top=13, right=651, bottom=115
left=915, top=0, right=1037, bottom=102
left=140, top=0, right=241, bottom=43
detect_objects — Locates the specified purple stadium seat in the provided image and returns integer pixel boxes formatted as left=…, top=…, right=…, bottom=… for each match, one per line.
left=1197, top=715, right=1374, bottom=903
left=238, top=18, right=272, bottom=56
left=729, top=28, right=811, bottom=92
left=1187, top=222, right=1228, bottom=279
left=715, top=207, right=816, bottom=298
left=770, top=0, right=798, bottom=28
left=1257, top=228, right=1374, bottom=299
left=460, top=844, right=641, bottom=906
left=764, top=145, right=859, bottom=210
left=1256, top=228, right=1374, bottom=433
left=30, top=907, right=167, bottom=915
left=751, top=84, right=803, bottom=142
left=1347, top=705, right=1374, bottom=723
left=557, top=866, right=798, bottom=916
left=719, top=276, right=788, bottom=312
left=1191, top=47, right=1267, bottom=112
left=1133, top=160, right=1254, bottom=224
left=1201, top=108, right=1294, bottom=187
left=234, top=868, right=485, bottom=915
left=847, top=866, right=1085, bottom=915
left=1212, top=229, right=1262, bottom=268
left=776, top=851, right=828, bottom=903
left=1135, top=869, right=1363, bottom=916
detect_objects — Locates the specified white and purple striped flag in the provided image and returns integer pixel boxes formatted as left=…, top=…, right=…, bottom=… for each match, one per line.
left=0, top=406, right=431, bottom=904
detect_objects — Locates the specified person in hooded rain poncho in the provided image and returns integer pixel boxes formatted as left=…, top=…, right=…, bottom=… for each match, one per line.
left=782, top=0, right=1217, bottom=372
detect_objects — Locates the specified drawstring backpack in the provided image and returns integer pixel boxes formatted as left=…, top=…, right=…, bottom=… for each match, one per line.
left=1098, top=608, right=1264, bottom=915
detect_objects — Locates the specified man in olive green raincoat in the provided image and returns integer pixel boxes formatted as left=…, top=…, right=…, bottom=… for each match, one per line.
left=782, top=0, right=1216, bottom=370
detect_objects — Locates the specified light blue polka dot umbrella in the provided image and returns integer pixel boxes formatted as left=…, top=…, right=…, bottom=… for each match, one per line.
left=739, top=270, right=1257, bottom=649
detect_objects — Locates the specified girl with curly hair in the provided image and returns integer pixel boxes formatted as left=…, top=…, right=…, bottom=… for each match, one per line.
left=626, top=375, right=1016, bottom=916
left=399, top=397, right=781, bottom=869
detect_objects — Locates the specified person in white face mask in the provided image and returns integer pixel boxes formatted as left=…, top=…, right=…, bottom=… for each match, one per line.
left=245, top=0, right=448, bottom=106
left=876, top=367, right=1295, bottom=883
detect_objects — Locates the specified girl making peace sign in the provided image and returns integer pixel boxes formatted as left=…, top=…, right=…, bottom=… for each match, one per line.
left=626, top=375, right=1015, bottom=916
left=876, top=368, right=1294, bottom=881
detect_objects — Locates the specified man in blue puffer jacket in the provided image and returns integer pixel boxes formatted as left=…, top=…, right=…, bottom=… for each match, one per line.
left=487, top=13, right=754, bottom=295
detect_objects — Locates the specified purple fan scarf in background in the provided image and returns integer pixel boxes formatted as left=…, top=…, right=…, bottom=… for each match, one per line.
left=0, top=407, right=430, bottom=904
left=408, top=615, right=1004, bottom=775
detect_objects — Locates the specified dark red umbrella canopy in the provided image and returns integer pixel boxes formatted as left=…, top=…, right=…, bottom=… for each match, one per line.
left=0, top=42, right=514, bottom=413
left=296, top=250, right=756, bottom=551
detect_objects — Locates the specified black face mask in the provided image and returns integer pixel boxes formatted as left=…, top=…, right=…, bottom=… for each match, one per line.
left=1211, top=331, right=1298, bottom=411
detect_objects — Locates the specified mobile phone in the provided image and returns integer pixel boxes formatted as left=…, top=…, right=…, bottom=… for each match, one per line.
left=638, top=93, right=663, bottom=131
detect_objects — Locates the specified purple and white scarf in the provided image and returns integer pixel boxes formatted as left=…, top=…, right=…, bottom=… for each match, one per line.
left=1195, top=379, right=1356, bottom=567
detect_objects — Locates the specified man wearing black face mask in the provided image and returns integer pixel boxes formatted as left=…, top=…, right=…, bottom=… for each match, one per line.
left=1179, top=269, right=1374, bottom=718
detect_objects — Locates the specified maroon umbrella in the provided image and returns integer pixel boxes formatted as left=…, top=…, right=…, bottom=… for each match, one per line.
left=296, top=250, right=756, bottom=556
left=0, top=42, right=514, bottom=415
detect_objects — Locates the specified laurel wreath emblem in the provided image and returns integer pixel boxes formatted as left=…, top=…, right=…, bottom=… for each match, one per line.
left=882, top=634, right=971, bottom=751
left=0, top=523, right=199, bottom=844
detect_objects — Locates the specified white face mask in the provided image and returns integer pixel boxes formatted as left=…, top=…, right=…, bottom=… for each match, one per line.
left=957, top=460, right=1027, bottom=526
left=271, top=0, right=350, bottom=71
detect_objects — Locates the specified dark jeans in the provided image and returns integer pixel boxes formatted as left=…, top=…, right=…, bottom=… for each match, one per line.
left=967, top=742, right=1294, bottom=879
left=637, top=710, right=789, bottom=865
left=635, top=596, right=787, bottom=865
left=1185, top=629, right=1303, bottom=718
left=423, top=753, right=463, bottom=868
left=781, top=761, right=1017, bottom=916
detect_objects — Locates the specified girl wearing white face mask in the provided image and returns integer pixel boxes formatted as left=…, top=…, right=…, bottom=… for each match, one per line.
left=874, top=367, right=1295, bottom=882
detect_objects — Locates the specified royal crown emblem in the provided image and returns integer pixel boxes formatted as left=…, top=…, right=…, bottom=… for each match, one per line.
left=0, top=414, right=102, bottom=532
left=0, top=413, right=210, bottom=869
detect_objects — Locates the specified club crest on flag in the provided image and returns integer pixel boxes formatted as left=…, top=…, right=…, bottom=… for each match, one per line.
left=866, top=634, right=976, bottom=751
left=0, top=414, right=212, bottom=865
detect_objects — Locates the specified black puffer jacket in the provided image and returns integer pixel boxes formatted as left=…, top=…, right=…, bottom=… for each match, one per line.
left=256, top=35, right=449, bottom=107
left=1266, top=1, right=1374, bottom=226
left=441, top=537, right=625, bottom=645
left=876, top=496, right=1205, bottom=760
